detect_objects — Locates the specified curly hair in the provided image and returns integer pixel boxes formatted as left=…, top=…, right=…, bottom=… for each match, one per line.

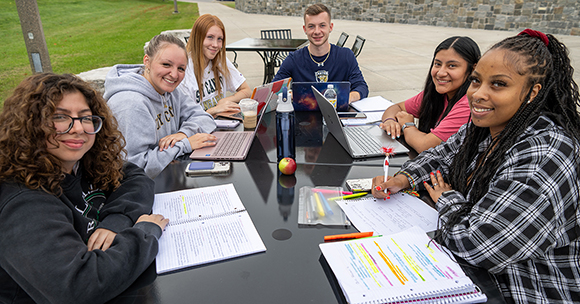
left=440, top=31, right=580, bottom=234
left=417, top=36, right=481, bottom=133
left=186, top=14, right=229, bottom=101
left=0, top=73, right=127, bottom=195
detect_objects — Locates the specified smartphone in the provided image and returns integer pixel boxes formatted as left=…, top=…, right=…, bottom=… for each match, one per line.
left=338, top=112, right=367, bottom=119
left=216, top=111, right=243, bottom=121
left=345, top=178, right=373, bottom=192
left=185, top=161, right=231, bottom=176
left=215, top=120, right=241, bottom=129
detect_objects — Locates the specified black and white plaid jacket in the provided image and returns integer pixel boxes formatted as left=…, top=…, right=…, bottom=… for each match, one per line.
left=400, top=115, right=580, bottom=304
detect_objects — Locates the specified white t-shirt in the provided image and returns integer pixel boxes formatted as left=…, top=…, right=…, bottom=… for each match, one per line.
left=178, top=57, right=246, bottom=111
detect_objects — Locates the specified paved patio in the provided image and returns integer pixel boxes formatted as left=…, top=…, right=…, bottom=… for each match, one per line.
left=79, top=1, right=580, bottom=103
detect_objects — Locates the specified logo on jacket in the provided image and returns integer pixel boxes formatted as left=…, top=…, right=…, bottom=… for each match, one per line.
left=315, top=70, right=328, bottom=83
left=155, top=106, right=175, bottom=130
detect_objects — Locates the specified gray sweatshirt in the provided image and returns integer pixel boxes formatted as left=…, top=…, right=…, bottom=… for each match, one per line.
left=104, top=64, right=216, bottom=178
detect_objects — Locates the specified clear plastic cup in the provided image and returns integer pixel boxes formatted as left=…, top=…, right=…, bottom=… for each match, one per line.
left=239, top=98, right=259, bottom=128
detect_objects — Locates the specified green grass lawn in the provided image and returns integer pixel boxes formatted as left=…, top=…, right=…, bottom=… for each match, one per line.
left=0, top=0, right=199, bottom=105
left=222, top=2, right=236, bottom=9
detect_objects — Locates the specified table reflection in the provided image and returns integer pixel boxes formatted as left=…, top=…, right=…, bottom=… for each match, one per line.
left=257, top=111, right=412, bottom=167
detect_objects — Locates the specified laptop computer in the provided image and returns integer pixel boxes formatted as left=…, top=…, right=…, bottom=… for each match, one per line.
left=189, top=92, right=274, bottom=161
left=216, top=77, right=291, bottom=121
left=292, top=82, right=350, bottom=111
left=312, top=86, right=409, bottom=158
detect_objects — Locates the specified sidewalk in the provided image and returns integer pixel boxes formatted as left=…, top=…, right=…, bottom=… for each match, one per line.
left=80, top=1, right=580, bottom=102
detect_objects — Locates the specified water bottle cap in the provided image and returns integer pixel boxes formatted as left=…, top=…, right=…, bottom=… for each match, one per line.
left=276, top=92, right=294, bottom=112
left=327, top=84, right=334, bottom=89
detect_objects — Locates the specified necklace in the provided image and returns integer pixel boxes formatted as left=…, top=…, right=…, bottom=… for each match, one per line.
left=309, top=48, right=330, bottom=67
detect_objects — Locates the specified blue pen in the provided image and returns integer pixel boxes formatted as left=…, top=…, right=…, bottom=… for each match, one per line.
left=317, top=192, right=334, bottom=215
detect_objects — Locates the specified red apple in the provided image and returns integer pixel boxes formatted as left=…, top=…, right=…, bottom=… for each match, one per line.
left=278, top=157, right=297, bottom=175
left=278, top=174, right=297, bottom=188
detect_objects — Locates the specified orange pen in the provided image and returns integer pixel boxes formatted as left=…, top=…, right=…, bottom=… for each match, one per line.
left=323, top=232, right=374, bottom=242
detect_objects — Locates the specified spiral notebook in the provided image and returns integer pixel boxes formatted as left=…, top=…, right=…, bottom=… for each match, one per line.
left=319, top=226, right=487, bottom=304
left=152, top=184, right=266, bottom=274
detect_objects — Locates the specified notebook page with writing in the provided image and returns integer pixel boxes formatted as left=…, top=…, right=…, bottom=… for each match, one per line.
left=153, top=184, right=266, bottom=274
left=319, top=226, right=487, bottom=304
left=336, top=193, right=439, bottom=235
left=153, top=183, right=245, bottom=224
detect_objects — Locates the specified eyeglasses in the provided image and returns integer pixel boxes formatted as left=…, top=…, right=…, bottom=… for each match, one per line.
left=52, top=114, right=104, bottom=134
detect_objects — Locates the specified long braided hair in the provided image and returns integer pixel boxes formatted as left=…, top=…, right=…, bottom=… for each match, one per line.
left=417, top=36, right=480, bottom=133
left=440, top=31, right=580, bottom=234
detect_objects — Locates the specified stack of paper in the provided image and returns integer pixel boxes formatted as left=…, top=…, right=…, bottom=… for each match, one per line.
left=340, top=111, right=384, bottom=126
left=350, top=96, right=395, bottom=112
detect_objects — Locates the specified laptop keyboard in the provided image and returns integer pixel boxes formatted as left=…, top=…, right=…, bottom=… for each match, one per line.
left=344, top=126, right=383, bottom=154
left=213, top=132, right=252, bottom=156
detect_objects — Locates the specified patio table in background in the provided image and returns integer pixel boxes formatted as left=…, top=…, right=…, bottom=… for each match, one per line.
left=226, top=38, right=308, bottom=84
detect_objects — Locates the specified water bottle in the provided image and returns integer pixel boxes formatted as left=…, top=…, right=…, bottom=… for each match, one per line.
left=276, top=87, right=296, bottom=162
left=323, top=84, right=337, bottom=108
left=322, top=84, right=337, bottom=126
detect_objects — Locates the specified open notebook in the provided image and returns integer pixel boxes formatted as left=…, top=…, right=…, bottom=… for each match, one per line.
left=152, top=183, right=266, bottom=274
left=320, top=226, right=487, bottom=304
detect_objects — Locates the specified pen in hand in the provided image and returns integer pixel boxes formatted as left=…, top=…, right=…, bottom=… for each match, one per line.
left=381, top=147, right=394, bottom=199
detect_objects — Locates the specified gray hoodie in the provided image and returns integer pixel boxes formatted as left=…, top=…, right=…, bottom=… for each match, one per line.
left=104, top=64, right=216, bottom=178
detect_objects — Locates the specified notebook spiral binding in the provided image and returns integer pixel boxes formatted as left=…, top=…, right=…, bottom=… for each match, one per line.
left=365, top=284, right=483, bottom=304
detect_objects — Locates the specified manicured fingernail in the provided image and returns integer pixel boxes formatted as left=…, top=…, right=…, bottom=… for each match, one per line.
left=437, top=170, right=441, bottom=174
left=396, top=135, right=400, bottom=138
left=375, top=186, right=381, bottom=191
left=430, top=172, right=434, bottom=176
left=387, top=132, right=391, bottom=135
left=423, top=181, right=427, bottom=184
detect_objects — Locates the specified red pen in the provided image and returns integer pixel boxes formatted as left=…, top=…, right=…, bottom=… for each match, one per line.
left=324, top=232, right=374, bottom=242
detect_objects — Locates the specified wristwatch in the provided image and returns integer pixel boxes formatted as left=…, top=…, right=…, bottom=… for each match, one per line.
left=401, top=122, right=416, bottom=132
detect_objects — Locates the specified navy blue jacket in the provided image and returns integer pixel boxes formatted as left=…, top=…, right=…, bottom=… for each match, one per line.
left=273, top=44, right=369, bottom=99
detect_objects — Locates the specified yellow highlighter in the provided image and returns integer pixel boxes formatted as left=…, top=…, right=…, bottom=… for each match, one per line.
left=313, top=192, right=326, bottom=217
left=327, top=192, right=368, bottom=201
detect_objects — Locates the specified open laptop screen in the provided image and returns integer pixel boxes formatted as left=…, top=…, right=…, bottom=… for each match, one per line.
left=292, top=82, right=350, bottom=111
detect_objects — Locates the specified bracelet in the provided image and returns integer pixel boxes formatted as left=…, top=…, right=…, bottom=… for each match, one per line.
left=382, top=117, right=396, bottom=123
left=401, top=189, right=420, bottom=197
left=394, top=170, right=416, bottom=191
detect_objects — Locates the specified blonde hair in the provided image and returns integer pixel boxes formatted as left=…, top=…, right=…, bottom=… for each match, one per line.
left=186, top=14, right=230, bottom=100
left=145, top=33, right=187, bottom=60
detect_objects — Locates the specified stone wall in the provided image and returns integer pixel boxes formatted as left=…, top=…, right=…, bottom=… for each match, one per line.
left=235, top=0, right=580, bottom=36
